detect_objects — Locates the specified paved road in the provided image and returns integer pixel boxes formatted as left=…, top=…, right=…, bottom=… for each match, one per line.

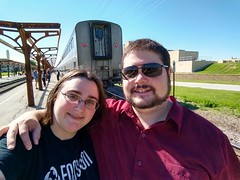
left=173, top=82, right=240, bottom=91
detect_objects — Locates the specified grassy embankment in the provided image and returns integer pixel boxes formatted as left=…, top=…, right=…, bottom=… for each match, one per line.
left=197, top=62, right=240, bottom=75
left=175, top=62, right=240, bottom=85
left=173, top=63, right=240, bottom=116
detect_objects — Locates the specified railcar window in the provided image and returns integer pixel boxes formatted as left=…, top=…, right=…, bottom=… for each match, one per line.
left=95, top=28, right=103, bottom=40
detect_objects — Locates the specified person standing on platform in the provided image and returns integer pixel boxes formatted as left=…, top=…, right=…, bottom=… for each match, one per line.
left=56, top=70, right=60, bottom=81
left=1, top=38, right=240, bottom=179
left=46, top=69, right=51, bottom=83
left=41, top=69, right=46, bottom=87
left=32, top=69, right=38, bottom=89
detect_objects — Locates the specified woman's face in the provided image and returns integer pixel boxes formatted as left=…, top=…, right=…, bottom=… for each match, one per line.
left=51, top=77, right=99, bottom=140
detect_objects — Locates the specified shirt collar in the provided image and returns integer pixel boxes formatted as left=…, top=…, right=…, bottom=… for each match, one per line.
left=120, top=100, right=135, bottom=116
left=120, top=96, right=183, bottom=133
left=165, top=96, right=183, bottom=133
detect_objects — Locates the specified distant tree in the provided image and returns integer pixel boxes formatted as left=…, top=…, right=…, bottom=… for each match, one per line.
left=30, top=60, right=37, bottom=66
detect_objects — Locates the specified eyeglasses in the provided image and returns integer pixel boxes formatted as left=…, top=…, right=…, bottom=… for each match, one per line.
left=121, top=63, right=168, bottom=80
left=61, top=92, right=99, bottom=110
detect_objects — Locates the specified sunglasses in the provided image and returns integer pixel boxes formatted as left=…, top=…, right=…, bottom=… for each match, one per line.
left=121, top=63, right=169, bottom=80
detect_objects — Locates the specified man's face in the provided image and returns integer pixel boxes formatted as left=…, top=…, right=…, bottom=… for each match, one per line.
left=122, top=50, right=171, bottom=109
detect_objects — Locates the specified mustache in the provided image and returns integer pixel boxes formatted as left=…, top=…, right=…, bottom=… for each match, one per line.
left=130, top=84, right=154, bottom=93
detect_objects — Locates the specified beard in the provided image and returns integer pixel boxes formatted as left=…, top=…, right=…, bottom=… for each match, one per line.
left=128, top=93, right=169, bottom=109
left=124, top=78, right=171, bottom=109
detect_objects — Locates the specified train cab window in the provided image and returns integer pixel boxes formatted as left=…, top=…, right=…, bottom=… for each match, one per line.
left=95, top=28, right=103, bottom=40
left=91, top=24, right=112, bottom=60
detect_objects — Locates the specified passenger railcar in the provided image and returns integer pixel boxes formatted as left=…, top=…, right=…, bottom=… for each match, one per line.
left=56, top=20, right=122, bottom=86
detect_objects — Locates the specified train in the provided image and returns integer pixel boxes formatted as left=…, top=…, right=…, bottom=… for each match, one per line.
left=55, top=20, right=123, bottom=87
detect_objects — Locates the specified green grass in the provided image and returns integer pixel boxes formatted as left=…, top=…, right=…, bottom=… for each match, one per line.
left=172, top=86, right=240, bottom=117
left=197, top=62, right=240, bottom=74
left=1, top=72, right=22, bottom=76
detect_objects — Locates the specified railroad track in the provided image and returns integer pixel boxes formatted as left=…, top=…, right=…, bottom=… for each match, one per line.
left=0, top=77, right=26, bottom=94
left=105, top=87, right=125, bottom=100
left=232, top=143, right=240, bottom=159
left=106, top=86, right=240, bottom=160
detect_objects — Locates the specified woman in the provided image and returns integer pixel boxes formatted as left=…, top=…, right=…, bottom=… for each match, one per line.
left=0, top=69, right=106, bottom=180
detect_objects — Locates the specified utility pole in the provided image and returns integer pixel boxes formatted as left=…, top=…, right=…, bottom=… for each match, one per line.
left=172, top=61, right=176, bottom=97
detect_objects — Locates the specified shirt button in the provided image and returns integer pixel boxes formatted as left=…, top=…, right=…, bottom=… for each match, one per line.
left=137, top=161, right=142, bottom=166
left=142, top=133, right=146, bottom=138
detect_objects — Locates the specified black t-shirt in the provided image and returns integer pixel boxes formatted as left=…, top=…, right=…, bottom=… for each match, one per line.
left=0, top=126, right=100, bottom=180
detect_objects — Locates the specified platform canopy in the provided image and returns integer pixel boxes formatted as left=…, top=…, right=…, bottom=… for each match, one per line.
left=0, top=20, right=61, bottom=68
left=0, top=20, right=61, bottom=106
left=0, top=58, right=24, bottom=65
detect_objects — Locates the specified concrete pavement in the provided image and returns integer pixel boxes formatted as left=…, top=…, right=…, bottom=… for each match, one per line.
left=172, top=82, right=240, bottom=91
left=0, top=77, right=57, bottom=127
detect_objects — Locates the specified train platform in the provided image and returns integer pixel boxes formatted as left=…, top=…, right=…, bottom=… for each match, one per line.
left=0, top=76, right=58, bottom=127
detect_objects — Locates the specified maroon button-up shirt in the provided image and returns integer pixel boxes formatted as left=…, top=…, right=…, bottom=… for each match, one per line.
left=89, top=96, right=240, bottom=180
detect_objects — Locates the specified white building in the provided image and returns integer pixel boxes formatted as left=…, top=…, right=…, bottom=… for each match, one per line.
left=169, top=50, right=213, bottom=73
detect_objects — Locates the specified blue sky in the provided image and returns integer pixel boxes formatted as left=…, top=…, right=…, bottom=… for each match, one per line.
left=0, top=0, right=239, bottom=64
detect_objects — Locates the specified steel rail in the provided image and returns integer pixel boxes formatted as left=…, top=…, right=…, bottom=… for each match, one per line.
left=231, top=143, right=240, bottom=159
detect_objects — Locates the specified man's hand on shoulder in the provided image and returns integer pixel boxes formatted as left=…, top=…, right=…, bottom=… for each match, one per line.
left=0, top=110, right=44, bottom=150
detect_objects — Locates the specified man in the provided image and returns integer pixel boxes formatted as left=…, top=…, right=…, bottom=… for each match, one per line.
left=1, top=38, right=240, bottom=179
